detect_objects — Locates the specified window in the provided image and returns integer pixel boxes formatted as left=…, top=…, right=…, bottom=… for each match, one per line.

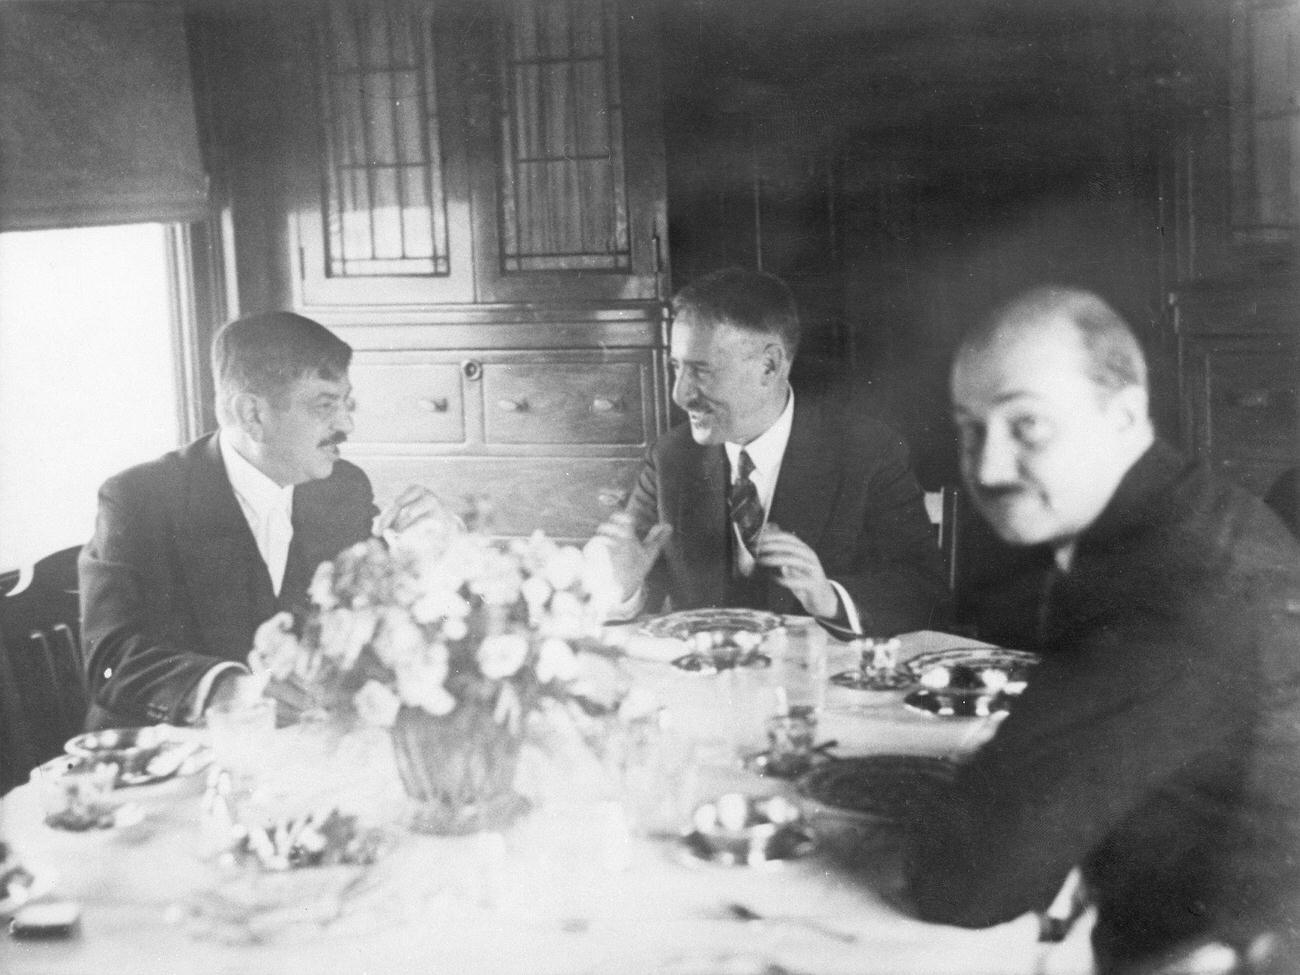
left=0, top=224, right=183, bottom=571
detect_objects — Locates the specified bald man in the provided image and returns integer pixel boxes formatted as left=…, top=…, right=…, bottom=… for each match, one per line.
left=901, top=287, right=1300, bottom=973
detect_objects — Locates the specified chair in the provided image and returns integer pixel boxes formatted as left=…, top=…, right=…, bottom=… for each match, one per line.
left=0, top=546, right=88, bottom=795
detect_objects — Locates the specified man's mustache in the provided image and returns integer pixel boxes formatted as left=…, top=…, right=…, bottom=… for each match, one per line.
left=320, top=432, right=348, bottom=448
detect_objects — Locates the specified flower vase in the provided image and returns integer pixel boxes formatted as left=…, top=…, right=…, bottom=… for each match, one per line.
left=390, top=704, right=529, bottom=835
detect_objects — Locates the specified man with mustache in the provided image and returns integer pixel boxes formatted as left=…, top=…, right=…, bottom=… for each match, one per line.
left=80, top=312, right=434, bottom=729
left=903, top=287, right=1300, bottom=973
left=593, top=267, right=947, bottom=636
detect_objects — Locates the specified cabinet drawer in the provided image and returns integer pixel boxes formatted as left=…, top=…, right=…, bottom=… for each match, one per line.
left=1206, top=351, right=1297, bottom=457
left=483, top=362, right=646, bottom=445
left=349, top=362, right=466, bottom=444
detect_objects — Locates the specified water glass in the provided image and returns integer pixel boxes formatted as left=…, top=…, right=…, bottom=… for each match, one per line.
left=764, top=705, right=818, bottom=777
left=206, top=697, right=276, bottom=778
left=35, top=755, right=119, bottom=830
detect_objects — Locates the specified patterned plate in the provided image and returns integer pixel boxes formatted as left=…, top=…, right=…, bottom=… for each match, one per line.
left=796, top=755, right=957, bottom=822
left=901, top=646, right=1040, bottom=683
left=640, top=608, right=784, bottom=640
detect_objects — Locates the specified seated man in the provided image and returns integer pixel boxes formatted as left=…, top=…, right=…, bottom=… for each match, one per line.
left=81, top=312, right=432, bottom=729
left=593, top=267, right=948, bottom=637
left=904, top=287, right=1300, bottom=973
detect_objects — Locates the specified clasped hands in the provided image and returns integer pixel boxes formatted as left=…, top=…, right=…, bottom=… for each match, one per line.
left=590, top=513, right=839, bottom=620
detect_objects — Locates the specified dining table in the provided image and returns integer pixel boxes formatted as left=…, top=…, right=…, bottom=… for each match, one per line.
left=0, top=622, right=1096, bottom=975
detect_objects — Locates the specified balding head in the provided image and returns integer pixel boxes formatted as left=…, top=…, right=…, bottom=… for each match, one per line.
left=959, top=286, right=1148, bottom=400
left=950, top=287, right=1155, bottom=565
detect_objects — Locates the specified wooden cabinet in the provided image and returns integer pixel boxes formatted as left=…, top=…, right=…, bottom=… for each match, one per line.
left=1172, top=282, right=1299, bottom=497
left=203, top=0, right=670, bottom=540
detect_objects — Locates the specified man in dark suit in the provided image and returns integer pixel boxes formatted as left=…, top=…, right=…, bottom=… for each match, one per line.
left=81, top=312, right=431, bottom=730
left=592, top=268, right=947, bottom=636
left=904, top=287, right=1300, bottom=973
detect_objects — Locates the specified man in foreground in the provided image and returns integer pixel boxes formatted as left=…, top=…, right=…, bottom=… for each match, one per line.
left=593, top=267, right=947, bottom=637
left=904, top=286, right=1300, bottom=972
left=81, top=312, right=431, bottom=729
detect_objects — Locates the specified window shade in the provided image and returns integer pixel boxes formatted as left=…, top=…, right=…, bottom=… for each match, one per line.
left=0, top=1, right=208, bottom=231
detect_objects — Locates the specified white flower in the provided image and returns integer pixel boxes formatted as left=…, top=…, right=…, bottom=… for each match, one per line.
left=442, top=616, right=469, bottom=641
left=581, top=541, right=621, bottom=615
left=521, top=575, right=553, bottom=615
left=536, top=637, right=578, bottom=683
left=471, top=550, right=524, bottom=606
left=543, top=545, right=585, bottom=591
left=249, top=611, right=300, bottom=680
left=308, top=561, right=338, bottom=610
left=396, top=643, right=456, bottom=715
left=371, top=610, right=425, bottom=668
left=477, top=633, right=529, bottom=678
left=617, top=687, right=660, bottom=723
left=353, top=680, right=400, bottom=727
left=317, top=607, right=378, bottom=669
left=543, top=589, right=591, bottom=640
left=411, top=586, right=470, bottom=626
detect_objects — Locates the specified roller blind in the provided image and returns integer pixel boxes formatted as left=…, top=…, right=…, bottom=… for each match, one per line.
left=0, top=1, right=208, bottom=231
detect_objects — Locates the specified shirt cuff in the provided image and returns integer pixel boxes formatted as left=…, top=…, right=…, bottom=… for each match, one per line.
left=823, top=580, right=863, bottom=635
left=188, top=662, right=250, bottom=724
left=605, top=585, right=647, bottom=623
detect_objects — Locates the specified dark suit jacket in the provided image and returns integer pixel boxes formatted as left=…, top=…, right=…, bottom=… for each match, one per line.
left=626, top=393, right=949, bottom=636
left=905, top=441, right=1300, bottom=972
left=80, top=433, right=376, bottom=729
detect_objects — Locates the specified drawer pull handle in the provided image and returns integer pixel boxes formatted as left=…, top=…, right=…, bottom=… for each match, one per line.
left=418, top=397, right=450, bottom=414
left=462, top=360, right=482, bottom=381
left=591, top=397, right=624, bottom=414
left=497, top=398, right=528, bottom=413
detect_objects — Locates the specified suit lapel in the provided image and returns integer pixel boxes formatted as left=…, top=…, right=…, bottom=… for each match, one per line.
left=180, top=436, right=277, bottom=650
left=768, top=395, right=839, bottom=607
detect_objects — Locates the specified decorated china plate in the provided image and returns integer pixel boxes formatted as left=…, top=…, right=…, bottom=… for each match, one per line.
left=796, top=754, right=957, bottom=823
left=640, top=608, right=784, bottom=641
left=900, top=646, right=1040, bottom=682
left=65, top=724, right=210, bottom=786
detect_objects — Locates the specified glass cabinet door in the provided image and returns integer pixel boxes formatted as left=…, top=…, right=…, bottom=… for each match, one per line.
left=295, top=0, right=474, bottom=306
left=470, top=0, right=667, bottom=304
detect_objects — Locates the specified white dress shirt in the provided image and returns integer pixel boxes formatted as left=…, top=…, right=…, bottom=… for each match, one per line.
left=189, top=430, right=297, bottom=720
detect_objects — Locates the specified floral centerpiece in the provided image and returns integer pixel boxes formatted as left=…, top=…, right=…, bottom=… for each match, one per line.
left=249, top=513, right=621, bottom=834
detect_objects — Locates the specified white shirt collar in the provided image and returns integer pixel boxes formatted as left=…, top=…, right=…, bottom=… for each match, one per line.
left=218, top=428, right=294, bottom=519
left=724, top=387, right=794, bottom=508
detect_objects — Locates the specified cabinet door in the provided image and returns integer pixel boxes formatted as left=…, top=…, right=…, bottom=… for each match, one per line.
left=466, top=0, right=668, bottom=305
left=292, top=0, right=475, bottom=308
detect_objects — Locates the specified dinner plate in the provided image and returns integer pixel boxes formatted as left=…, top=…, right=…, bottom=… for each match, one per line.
left=900, top=646, right=1040, bottom=682
left=640, top=608, right=784, bottom=640
left=903, top=686, right=1014, bottom=718
left=795, top=755, right=957, bottom=822
left=65, top=724, right=210, bottom=786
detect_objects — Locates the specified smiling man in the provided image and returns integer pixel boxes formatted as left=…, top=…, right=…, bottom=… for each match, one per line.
left=80, top=312, right=432, bottom=729
left=592, top=267, right=947, bottom=636
left=903, top=287, right=1300, bottom=973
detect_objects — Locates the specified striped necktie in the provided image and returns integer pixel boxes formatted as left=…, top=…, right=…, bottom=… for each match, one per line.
left=729, top=449, right=765, bottom=557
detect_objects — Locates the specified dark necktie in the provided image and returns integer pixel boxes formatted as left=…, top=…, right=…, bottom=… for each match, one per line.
left=729, top=449, right=765, bottom=557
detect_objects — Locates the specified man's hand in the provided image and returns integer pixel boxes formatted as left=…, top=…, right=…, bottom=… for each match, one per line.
left=373, top=485, right=458, bottom=537
left=753, top=524, right=840, bottom=619
left=588, top=512, right=672, bottom=601
left=205, top=670, right=313, bottom=728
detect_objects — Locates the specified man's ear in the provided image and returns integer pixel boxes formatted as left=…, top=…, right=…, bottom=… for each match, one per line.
left=232, top=392, right=267, bottom=442
left=760, top=342, right=786, bottom=382
left=1108, top=385, right=1149, bottom=436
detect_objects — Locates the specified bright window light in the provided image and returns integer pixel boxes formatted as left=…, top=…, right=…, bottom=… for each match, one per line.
left=0, top=223, right=182, bottom=571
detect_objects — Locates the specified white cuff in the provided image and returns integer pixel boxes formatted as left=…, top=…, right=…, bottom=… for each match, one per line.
left=826, top=580, right=863, bottom=635
left=189, top=661, right=250, bottom=724
left=605, top=585, right=646, bottom=623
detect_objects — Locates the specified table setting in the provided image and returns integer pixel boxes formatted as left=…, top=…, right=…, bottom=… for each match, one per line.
left=0, top=523, right=1096, bottom=975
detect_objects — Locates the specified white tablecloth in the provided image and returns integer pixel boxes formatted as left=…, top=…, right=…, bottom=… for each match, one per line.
left=0, top=628, right=1095, bottom=975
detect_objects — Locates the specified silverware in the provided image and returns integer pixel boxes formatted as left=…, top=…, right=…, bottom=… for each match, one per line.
left=724, top=902, right=858, bottom=944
